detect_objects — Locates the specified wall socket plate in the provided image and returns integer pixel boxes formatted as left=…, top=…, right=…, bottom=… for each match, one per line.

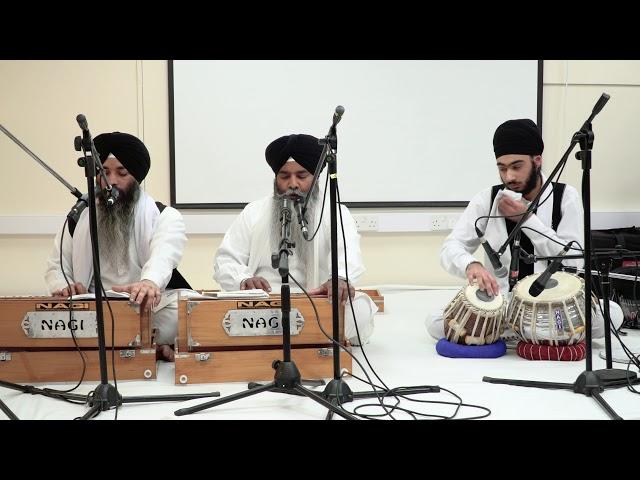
left=353, top=214, right=379, bottom=232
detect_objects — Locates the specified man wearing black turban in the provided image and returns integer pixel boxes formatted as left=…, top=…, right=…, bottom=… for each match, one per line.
left=214, top=133, right=378, bottom=346
left=45, top=132, right=190, bottom=361
left=428, top=119, right=593, bottom=349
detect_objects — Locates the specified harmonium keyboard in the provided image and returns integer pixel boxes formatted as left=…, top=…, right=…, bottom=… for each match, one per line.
left=0, top=296, right=156, bottom=383
left=173, top=291, right=377, bottom=385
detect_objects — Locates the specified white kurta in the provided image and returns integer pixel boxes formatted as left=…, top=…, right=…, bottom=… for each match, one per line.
left=440, top=175, right=585, bottom=295
left=214, top=195, right=365, bottom=291
left=213, top=195, right=376, bottom=344
left=44, top=191, right=187, bottom=345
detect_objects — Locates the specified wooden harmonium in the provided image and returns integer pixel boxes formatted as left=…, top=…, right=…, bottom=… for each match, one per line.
left=175, top=293, right=352, bottom=384
left=0, top=296, right=155, bottom=383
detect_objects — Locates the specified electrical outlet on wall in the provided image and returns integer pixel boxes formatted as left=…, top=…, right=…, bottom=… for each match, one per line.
left=353, top=214, right=379, bottom=232
left=431, top=215, right=447, bottom=231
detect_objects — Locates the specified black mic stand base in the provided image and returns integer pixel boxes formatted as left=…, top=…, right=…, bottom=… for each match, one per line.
left=248, top=377, right=325, bottom=395
left=244, top=361, right=387, bottom=420
left=174, top=359, right=358, bottom=419
left=0, top=396, right=18, bottom=420
left=482, top=367, right=633, bottom=420
left=0, top=376, right=221, bottom=420
left=321, top=378, right=391, bottom=420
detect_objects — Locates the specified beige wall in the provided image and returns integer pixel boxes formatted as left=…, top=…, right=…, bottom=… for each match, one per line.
left=1, top=60, right=638, bottom=296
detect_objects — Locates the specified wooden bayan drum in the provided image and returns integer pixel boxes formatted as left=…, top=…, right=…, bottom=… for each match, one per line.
left=443, top=285, right=506, bottom=345
left=506, top=271, right=597, bottom=346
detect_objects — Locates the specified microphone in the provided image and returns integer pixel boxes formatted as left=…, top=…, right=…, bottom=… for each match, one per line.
left=67, top=194, right=89, bottom=223
left=292, top=195, right=309, bottom=240
left=591, top=93, right=610, bottom=117
left=509, top=232, right=521, bottom=290
left=475, top=226, right=507, bottom=278
left=76, top=114, right=89, bottom=132
left=528, top=242, right=573, bottom=297
left=332, top=105, right=345, bottom=128
left=105, top=186, right=119, bottom=206
left=280, top=196, right=292, bottom=223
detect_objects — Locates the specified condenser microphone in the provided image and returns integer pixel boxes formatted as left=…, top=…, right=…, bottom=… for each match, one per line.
left=105, top=186, right=119, bottom=206
left=292, top=195, right=309, bottom=240
left=475, top=226, right=507, bottom=278
left=332, top=105, right=345, bottom=128
left=528, top=242, right=573, bottom=297
left=76, top=114, right=89, bottom=132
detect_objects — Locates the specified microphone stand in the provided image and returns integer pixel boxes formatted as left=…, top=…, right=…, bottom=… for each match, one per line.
left=552, top=253, right=640, bottom=378
left=305, top=107, right=394, bottom=419
left=0, top=397, right=18, bottom=420
left=0, top=123, right=91, bottom=417
left=174, top=194, right=356, bottom=419
left=174, top=106, right=396, bottom=419
left=0, top=123, right=89, bottom=228
left=0, top=118, right=220, bottom=419
left=509, top=230, right=522, bottom=291
left=483, top=93, right=638, bottom=420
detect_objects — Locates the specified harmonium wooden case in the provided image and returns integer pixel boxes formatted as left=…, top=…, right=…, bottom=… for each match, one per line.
left=0, top=296, right=156, bottom=383
left=174, top=293, right=355, bottom=384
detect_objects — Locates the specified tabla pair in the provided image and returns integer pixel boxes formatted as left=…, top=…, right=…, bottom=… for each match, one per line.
left=443, top=271, right=597, bottom=346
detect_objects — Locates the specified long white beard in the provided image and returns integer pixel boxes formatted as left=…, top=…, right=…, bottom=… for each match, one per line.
left=270, top=181, right=320, bottom=286
left=96, top=184, right=140, bottom=273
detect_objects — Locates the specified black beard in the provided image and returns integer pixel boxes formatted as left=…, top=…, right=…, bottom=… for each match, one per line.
left=519, top=164, right=541, bottom=196
left=505, top=162, right=540, bottom=196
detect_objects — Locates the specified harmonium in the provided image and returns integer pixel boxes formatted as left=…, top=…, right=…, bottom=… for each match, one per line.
left=174, top=292, right=367, bottom=385
left=0, top=296, right=156, bottom=383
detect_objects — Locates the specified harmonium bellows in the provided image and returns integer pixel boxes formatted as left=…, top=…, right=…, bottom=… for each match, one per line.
left=174, top=293, right=353, bottom=385
left=0, top=296, right=156, bottom=382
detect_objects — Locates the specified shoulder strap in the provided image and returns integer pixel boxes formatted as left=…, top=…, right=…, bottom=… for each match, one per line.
left=490, top=184, right=504, bottom=212
left=68, top=218, right=77, bottom=237
left=551, top=182, right=565, bottom=232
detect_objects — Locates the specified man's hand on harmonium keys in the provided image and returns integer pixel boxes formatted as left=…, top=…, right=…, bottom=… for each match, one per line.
left=52, top=282, right=87, bottom=297
left=112, top=279, right=161, bottom=312
left=308, top=278, right=355, bottom=306
left=240, top=276, right=272, bottom=293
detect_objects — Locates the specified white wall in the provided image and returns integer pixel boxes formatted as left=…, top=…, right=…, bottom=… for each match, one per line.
left=0, top=60, right=638, bottom=296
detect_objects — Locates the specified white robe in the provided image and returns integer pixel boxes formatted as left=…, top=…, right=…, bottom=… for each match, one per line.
left=440, top=175, right=585, bottom=295
left=213, top=194, right=376, bottom=344
left=44, top=191, right=187, bottom=345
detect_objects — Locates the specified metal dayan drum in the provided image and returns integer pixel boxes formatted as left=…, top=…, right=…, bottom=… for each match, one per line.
left=507, top=271, right=597, bottom=346
left=443, top=284, right=506, bottom=345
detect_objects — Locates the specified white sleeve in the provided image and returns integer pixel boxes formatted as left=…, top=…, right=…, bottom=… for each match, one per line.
left=213, top=207, right=254, bottom=291
left=44, top=222, right=76, bottom=294
left=440, top=190, right=490, bottom=279
left=336, top=205, right=365, bottom=284
left=141, top=207, right=187, bottom=290
left=521, top=185, right=584, bottom=269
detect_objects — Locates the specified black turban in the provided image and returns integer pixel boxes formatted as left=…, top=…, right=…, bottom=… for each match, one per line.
left=493, top=119, right=544, bottom=159
left=93, top=132, right=151, bottom=183
left=265, top=134, right=325, bottom=175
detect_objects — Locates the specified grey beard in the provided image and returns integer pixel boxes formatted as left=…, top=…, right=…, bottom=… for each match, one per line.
left=271, top=181, right=320, bottom=283
left=96, top=183, right=140, bottom=269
